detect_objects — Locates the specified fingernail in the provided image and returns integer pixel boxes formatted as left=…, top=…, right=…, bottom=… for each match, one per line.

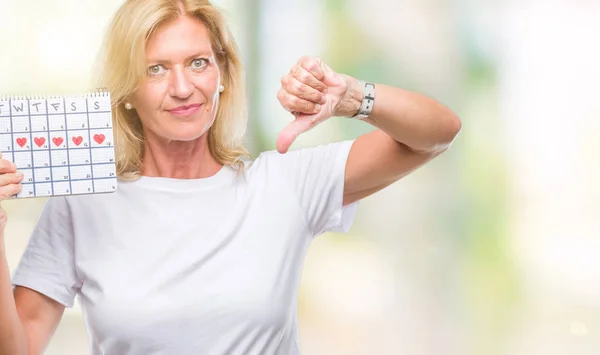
left=313, top=104, right=321, bottom=112
left=321, top=95, right=327, bottom=104
left=11, top=162, right=16, bottom=169
left=16, top=170, right=23, bottom=177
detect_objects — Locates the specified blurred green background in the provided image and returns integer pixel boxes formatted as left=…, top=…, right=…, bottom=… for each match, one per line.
left=1, top=0, right=599, bottom=354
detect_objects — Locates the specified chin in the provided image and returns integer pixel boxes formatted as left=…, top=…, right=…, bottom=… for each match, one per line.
left=162, top=121, right=212, bottom=142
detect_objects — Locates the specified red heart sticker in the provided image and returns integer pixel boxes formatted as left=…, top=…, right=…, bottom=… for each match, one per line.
left=93, top=134, right=105, bottom=144
left=34, top=137, right=46, bottom=147
left=52, top=137, right=64, bottom=147
left=72, top=136, right=83, bottom=146
left=16, top=137, right=27, bottom=148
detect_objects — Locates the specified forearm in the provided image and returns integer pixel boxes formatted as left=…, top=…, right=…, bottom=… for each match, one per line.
left=0, top=236, right=28, bottom=355
left=340, top=75, right=462, bottom=153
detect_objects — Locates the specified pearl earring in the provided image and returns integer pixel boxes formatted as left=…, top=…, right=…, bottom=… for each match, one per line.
left=124, top=102, right=132, bottom=110
left=219, top=85, right=225, bottom=93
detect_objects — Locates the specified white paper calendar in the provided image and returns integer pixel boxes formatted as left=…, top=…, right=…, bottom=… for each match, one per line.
left=0, top=92, right=117, bottom=199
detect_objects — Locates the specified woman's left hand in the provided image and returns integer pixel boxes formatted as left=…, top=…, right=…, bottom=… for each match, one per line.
left=276, top=56, right=360, bottom=153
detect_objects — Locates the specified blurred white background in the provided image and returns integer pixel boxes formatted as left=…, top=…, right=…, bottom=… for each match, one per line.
left=1, top=0, right=598, bottom=354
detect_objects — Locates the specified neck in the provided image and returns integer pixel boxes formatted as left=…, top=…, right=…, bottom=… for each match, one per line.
left=141, top=131, right=222, bottom=179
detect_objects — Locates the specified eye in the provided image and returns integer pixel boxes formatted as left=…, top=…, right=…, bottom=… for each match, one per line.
left=191, top=58, right=208, bottom=69
left=148, top=64, right=165, bottom=76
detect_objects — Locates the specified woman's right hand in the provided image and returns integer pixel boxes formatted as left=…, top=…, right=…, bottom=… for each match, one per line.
left=0, top=152, right=23, bottom=231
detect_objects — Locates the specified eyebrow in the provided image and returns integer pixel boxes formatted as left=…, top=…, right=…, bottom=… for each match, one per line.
left=147, top=50, right=214, bottom=64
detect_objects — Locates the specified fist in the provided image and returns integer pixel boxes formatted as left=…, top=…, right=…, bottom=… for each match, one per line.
left=0, top=152, right=23, bottom=232
left=276, top=56, right=353, bottom=153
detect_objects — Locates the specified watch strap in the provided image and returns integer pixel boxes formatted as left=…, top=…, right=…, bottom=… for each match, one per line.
left=350, top=80, right=375, bottom=119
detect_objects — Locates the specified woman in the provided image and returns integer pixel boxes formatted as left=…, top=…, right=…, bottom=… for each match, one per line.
left=0, top=0, right=461, bottom=354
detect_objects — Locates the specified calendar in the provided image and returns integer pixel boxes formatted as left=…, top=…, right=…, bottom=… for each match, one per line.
left=0, top=92, right=117, bottom=198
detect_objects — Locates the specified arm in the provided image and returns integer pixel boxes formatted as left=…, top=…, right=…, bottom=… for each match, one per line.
left=0, top=235, right=28, bottom=355
left=14, top=286, right=66, bottom=355
left=1, top=237, right=65, bottom=355
left=276, top=56, right=462, bottom=205
left=339, top=78, right=462, bottom=205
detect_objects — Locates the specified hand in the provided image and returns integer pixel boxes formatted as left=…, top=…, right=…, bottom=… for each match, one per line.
left=0, top=153, right=23, bottom=232
left=275, top=56, right=361, bottom=153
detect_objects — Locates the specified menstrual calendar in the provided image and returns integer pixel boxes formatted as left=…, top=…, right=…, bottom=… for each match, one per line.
left=0, top=92, right=117, bottom=199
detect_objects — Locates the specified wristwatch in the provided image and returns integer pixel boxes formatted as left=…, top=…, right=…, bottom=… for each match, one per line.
left=350, top=80, right=376, bottom=120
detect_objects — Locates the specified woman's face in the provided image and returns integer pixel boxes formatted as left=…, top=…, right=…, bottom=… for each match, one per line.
left=130, top=15, right=222, bottom=142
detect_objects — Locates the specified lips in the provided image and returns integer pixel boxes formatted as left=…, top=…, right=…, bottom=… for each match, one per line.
left=168, top=104, right=202, bottom=116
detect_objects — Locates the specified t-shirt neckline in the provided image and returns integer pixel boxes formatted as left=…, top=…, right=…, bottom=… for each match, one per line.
left=126, top=165, right=236, bottom=192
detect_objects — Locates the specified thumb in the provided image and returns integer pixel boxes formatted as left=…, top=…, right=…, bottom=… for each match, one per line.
left=275, top=115, right=315, bottom=154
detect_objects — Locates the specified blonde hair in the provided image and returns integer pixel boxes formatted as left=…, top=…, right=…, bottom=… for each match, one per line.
left=94, top=0, right=249, bottom=180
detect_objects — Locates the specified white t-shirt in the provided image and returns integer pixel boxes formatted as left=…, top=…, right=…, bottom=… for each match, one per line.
left=11, top=140, right=358, bottom=355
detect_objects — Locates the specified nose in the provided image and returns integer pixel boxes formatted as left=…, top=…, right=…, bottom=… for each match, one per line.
left=169, top=66, right=193, bottom=99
